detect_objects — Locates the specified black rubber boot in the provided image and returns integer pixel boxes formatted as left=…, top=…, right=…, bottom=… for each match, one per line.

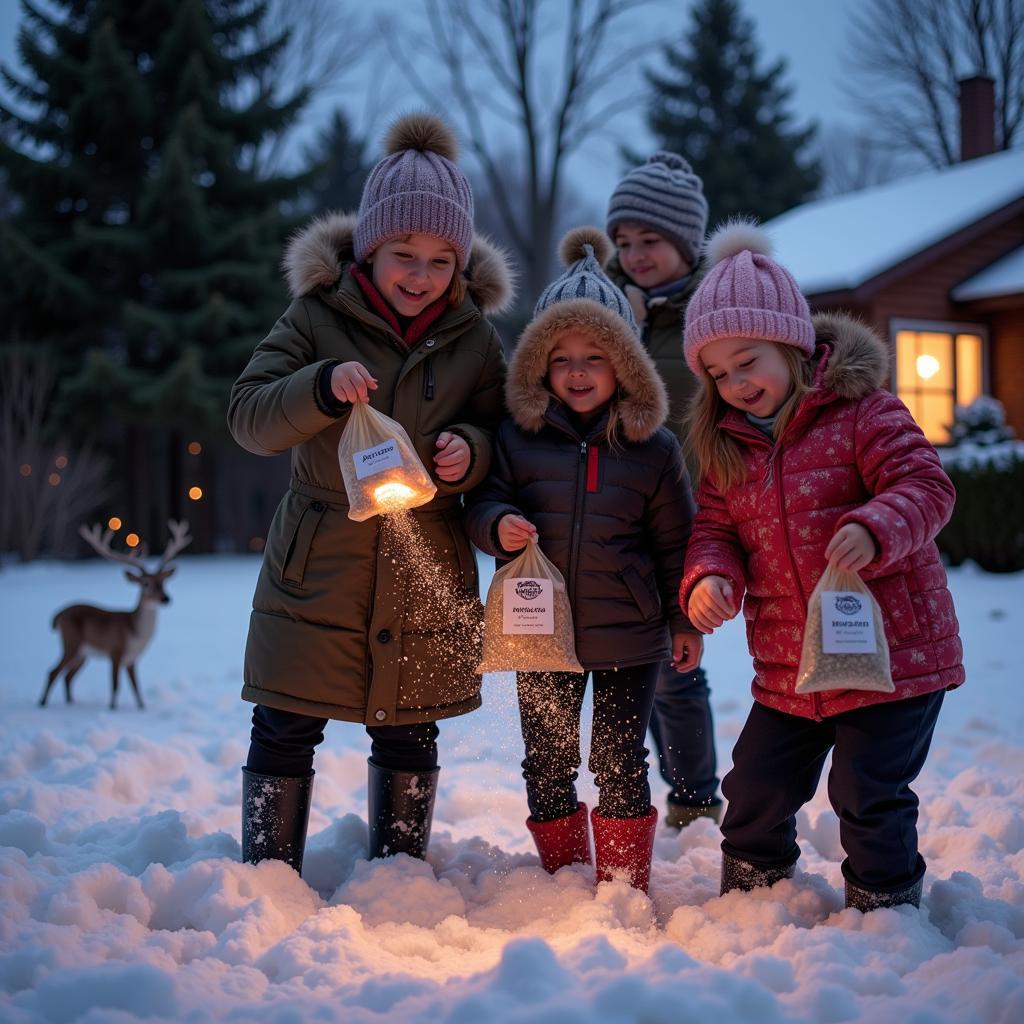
left=665, top=798, right=723, bottom=830
left=367, top=759, right=439, bottom=860
left=720, top=851, right=796, bottom=895
left=844, top=857, right=925, bottom=911
left=241, top=767, right=313, bottom=875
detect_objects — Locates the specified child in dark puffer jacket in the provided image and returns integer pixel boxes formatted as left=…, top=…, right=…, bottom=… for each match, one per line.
left=466, top=227, right=702, bottom=893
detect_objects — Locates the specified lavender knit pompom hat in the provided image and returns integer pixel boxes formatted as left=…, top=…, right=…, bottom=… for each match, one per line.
left=354, top=113, right=474, bottom=269
left=683, top=219, right=815, bottom=375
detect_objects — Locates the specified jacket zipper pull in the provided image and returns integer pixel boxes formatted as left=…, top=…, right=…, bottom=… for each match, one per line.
left=423, top=358, right=434, bottom=400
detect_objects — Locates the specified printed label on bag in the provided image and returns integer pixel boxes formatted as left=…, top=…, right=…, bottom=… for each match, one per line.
left=502, top=577, right=554, bottom=634
left=353, top=438, right=403, bottom=480
left=821, top=590, right=877, bottom=653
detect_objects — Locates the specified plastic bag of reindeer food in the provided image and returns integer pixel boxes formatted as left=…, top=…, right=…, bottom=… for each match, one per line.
left=338, top=402, right=437, bottom=522
left=794, top=563, right=894, bottom=694
left=477, top=538, right=584, bottom=674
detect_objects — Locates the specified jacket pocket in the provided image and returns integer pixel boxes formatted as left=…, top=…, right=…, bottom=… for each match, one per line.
left=623, top=564, right=661, bottom=621
left=281, top=500, right=327, bottom=589
left=870, top=573, right=922, bottom=645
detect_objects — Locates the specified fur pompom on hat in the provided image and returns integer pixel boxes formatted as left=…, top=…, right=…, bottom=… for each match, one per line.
left=354, top=112, right=474, bottom=268
left=506, top=227, right=668, bottom=441
left=606, top=151, right=709, bottom=266
left=682, top=218, right=815, bottom=374
left=533, top=226, right=638, bottom=330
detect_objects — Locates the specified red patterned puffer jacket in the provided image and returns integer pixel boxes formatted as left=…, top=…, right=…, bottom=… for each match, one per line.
left=680, top=312, right=964, bottom=720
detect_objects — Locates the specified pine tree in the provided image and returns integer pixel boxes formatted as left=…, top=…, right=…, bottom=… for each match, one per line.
left=640, top=0, right=820, bottom=227
left=0, top=0, right=311, bottom=548
left=299, top=106, right=371, bottom=216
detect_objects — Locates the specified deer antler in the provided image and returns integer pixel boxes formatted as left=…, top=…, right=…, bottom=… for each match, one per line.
left=156, top=519, right=192, bottom=570
left=78, top=523, right=148, bottom=569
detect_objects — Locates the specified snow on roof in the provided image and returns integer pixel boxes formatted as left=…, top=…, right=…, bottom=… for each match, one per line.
left=952, top=245, right=1024, bottom=301
left=763, top=147, right=1024, bottom=296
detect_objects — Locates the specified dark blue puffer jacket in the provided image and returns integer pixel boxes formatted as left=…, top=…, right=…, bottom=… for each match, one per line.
left=465, top=286, right=696, bottom=670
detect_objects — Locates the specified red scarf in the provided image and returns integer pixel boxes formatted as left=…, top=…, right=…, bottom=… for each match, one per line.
left=349, top=264, right=450, bottom=348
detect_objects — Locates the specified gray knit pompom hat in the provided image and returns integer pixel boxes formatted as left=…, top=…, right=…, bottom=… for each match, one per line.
left=606, top=151, right=709, bottom=266
left=354, top=113, right=475, bottom=269
left=533, top=227, right=640, bottom=333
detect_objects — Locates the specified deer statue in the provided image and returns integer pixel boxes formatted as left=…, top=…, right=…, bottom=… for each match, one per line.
left=41, top=519, right=193, bottom=710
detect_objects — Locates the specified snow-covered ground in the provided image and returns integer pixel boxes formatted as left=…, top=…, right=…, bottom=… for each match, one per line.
left=1, top=553, right=1022, bottom=1023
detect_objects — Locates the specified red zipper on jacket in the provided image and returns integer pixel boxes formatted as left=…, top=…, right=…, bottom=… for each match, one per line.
left=772, top=454, right=822, bottom=721
left=586, top=444, right=599, bottom=492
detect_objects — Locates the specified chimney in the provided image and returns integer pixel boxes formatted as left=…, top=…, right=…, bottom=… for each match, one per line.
left=959, top=75, right=996, bottom=161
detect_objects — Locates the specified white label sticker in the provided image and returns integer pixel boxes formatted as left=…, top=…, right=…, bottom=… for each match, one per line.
left=353, top=438, right=403, bottom=480
left=502, top=577, right=554, bottom=634
left=821, top=590, right=877, bottom=654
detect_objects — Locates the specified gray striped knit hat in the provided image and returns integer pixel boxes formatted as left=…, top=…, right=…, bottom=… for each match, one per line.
left=606, top=152, right=708, bottom=266
left=354, top=113, right=474, bottom=269
left=534, top=227, right=639, bottom=334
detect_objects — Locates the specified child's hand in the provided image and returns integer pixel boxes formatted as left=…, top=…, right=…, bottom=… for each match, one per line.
left=331, top=361, right=378, bottom=403
left=671, top=631, right=703, bottom=673
left=433, top=431, right=471, bottom=482
left=688, top=575, right=736, bottom=634
left=497, top=514, right=537, bottom=552
left=825, top=523, right=877, bottom=572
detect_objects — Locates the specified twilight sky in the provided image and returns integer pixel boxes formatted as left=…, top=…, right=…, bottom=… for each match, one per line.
left=0, top=0, right=859, bottom=216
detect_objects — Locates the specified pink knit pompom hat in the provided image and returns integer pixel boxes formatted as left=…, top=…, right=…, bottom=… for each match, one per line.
left=355, top=113, right=474, bottom=269
left=683, top=219, right=815, bottom=375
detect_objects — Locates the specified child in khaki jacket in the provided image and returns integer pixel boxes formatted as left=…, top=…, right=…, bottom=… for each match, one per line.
left=228, top=114, right=512, bottom=877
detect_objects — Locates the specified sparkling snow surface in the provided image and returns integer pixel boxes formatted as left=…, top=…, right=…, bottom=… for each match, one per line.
left=763, top=147, right=1024, bottom=295
left=1, top=554, right=1022, bottom=1023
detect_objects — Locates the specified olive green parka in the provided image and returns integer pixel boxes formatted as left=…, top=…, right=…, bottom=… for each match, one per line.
left=228, top=213, right=513, bottom=725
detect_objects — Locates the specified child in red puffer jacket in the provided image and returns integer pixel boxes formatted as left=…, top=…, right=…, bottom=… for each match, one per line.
left=679, top=219, right=964, bottom=913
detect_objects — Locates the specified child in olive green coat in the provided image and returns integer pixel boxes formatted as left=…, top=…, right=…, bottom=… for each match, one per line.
left=228, top=114, right=513, bottom=877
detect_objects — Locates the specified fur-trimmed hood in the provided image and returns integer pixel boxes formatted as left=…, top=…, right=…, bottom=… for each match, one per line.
left=505, top=297, right=669, bottom=442
left=281, top=211, right=516, bottom=316
left=812, top=311, right=891, bottom=401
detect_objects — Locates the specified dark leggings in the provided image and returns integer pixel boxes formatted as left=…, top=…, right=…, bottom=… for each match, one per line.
left=246, top=704, right=439, bottom=777
left=721, top=690, right=944, bottom=889
left=648, top=662, right=719, bottom=805
left=517, top=662, right=659, bottom=822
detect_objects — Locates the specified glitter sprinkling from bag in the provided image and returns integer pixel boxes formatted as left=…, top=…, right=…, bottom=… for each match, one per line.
left=377, top=511, right=484, bottom=706
left=338, top=403, right=437, bottom=521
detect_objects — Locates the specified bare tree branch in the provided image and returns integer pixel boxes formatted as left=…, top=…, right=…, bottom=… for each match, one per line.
left=847, top=0, right=1024, bottom=166
left=0, top=348, right=109, bottom=561
left=386, top=0, right=659, bottom=301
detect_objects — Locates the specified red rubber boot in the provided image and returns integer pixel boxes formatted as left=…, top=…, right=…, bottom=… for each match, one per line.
left=526, top=802, right=592, bottom=873
left=591, top=805, right=658, bottom=892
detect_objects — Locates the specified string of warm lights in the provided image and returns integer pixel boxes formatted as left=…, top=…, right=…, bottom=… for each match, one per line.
left=36, top=441, right=212, bottom=550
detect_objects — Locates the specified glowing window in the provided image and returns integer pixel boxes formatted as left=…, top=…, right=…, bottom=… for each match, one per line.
left=894, top=327, right=985, bottom=444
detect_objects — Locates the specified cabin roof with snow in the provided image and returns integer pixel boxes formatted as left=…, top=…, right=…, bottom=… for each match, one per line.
left=952, top=245, right=1024, bottom=302
left=763, top=148, right=1024, bottom=298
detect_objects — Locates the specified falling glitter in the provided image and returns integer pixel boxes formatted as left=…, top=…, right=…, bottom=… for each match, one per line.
left=378, top=510, right=485, bottom=706
left=375, top=511, right=605, bottom=815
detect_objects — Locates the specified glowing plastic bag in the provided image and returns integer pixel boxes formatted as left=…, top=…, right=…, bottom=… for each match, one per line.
left=337, top=402, right=437, bottom=522
left=477, top=538, right=584, bottom=674
left=794, top=563, right=894, bottom=694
